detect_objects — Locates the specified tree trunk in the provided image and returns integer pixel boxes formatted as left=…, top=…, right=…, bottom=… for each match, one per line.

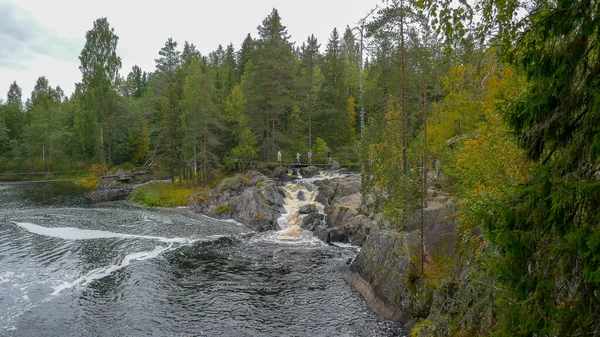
left=401, top=0, right=407, bottom=175
left=203, top=131, right=207, bottom=188
left=194, top=146, right=198, bottom=186
left=100, top=124, right=105, bottom=164
left=421, top=79, right=427, bottom=275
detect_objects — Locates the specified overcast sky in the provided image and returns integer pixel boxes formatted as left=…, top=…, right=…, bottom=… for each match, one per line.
left=0, top=0, right=381, bottom=102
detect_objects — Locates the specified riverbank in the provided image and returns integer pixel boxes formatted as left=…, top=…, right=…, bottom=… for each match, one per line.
left=120, top=166, right=485, bottom=335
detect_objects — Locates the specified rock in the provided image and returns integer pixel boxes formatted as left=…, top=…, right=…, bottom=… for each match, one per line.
left=297, top=190, right=306, bottom=201
left=404, top=202, right=458, bottom=257
left=299, top=212, right=323, bottom=231
left=430, top=282, right=459, bottom=316
left=322, top=205, right=375, bottom=246
left=269, top=166, right=291, bottom=180
left=313, top=224, right=330, bottom=242
left=346, top=230, right=422, bottom=323
left=328, top=227, right=349, bottom=243
left=191, top=171, right=285, bottom=232
left=331, top=159, right=341, bottom=169
left=315, top=184, right=335, bottom=206
left=314, top=174, right=361, bottom=206
left=299, top=166, right=320, bottom=178
left=298, top=204, right=318, bottom=214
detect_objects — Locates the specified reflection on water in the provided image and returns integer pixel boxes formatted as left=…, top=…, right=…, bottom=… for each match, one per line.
left=0, top=181, right=407, bottom=337
left=0, top=180, right=95, bottom=207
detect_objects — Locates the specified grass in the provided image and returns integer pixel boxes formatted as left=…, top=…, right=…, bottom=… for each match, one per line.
left=130, top=182, right=193, bottom=207
left=74, top=177, right=99, bottom=189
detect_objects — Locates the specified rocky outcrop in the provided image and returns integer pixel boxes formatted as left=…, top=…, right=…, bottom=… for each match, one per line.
left=190, top=171, right=285, bottom=232
left=343, top=201, right=460, bottom=326
left=344, top=230, right=426, bottom=323
left=312, top=174, right=376, bottom=246
left=413, top=278, right=494, bottom=337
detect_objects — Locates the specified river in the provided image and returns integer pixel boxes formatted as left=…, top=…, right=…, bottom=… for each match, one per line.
left=0, top=180, right=406, bottom=336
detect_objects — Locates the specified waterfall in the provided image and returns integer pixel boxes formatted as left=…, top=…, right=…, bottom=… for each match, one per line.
left=276, top=183, right=321, bottom=241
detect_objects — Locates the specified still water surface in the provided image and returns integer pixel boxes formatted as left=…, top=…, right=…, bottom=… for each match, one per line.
left=0, top=181, right=406, bottom=336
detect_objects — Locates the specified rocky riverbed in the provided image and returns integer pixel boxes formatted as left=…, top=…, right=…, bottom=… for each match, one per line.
left=190, top=167, right=376, bottom=246
left=189, top=167, right=487, bottom=335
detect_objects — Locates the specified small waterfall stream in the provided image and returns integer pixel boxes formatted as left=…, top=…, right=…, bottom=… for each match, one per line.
left=271, top=171, right=343, bottom=243
left=276, top=183, right=322, bottom=241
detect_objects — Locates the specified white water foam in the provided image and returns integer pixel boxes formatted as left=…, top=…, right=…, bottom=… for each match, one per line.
left=50, top=243, right=178, bottom=296
left=264, top=182, right=326, bottom=245
left=10, top=221, right=227, bottom=295
left=13, top=222, right=194, bottom=244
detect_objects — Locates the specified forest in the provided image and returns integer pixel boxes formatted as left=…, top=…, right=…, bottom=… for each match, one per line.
left=1, top=0, right=599, bottom=335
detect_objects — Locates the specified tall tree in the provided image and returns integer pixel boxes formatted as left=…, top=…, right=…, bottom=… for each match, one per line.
left=236, top=33, right=254, bottom=80
left=4, top=81, right=24, bottom=142
left=24, top=77, right=64, bottom=171
left=243, top=8, right=295, bottom=160
left=316, top=28, right=355, bottom=149
left=158, top=68, right=184, bottom=183
left=181, top=56, right=219, bottom=186
left=123, top=65, right=147, bottom=98
left=78, top=17, right=122, bottom=164
left=155, top=38, right=181, bottom=80
left=299, top=35, right=321, bottom=149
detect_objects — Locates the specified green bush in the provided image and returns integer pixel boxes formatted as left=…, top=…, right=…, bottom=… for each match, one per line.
left=216, top=204, right=231, bottom=215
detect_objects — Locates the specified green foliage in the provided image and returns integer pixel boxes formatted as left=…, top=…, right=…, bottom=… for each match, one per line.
left=227, top=128, right=258, bottom=171
left=216, top=204, right=231, bottom=215
left=129, top=183, right=191, bottom=207
left=79, top=17, right=121, bottom=164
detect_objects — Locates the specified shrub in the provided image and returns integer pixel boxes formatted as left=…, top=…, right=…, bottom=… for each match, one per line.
left=216, top=204, right=231, bottom=215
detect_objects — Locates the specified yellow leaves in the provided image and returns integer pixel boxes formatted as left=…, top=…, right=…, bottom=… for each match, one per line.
left=431, top=60, right=529, bottom=214
left=346, top=97, right=357, bottom=134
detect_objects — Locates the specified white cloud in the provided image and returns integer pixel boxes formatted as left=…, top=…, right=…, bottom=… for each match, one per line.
left=1, top=0, right=379, bottom=100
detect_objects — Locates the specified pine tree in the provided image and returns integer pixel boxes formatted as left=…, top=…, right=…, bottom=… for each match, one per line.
left=243, top=8, right=295, bottom=161
left=299, top=34, right=321, bottom=149
left=236, top=33, right=254, bottom=81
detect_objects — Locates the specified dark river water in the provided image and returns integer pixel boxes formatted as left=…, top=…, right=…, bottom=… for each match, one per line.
left=0, top=180, right=406, bottom=337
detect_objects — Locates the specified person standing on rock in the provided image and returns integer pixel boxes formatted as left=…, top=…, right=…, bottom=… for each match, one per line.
left=308, top=149, right=312, bottom=165
left=296, top=152, right=301, bottom=165
left=327, top=150, right=332, bottom=165
left=277, top=151, right=282, bottom=165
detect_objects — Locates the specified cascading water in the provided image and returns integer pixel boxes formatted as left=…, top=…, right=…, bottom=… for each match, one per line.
left=276, top=183, right=322, bottom=241
left=270, top=171, right=344, bottom=243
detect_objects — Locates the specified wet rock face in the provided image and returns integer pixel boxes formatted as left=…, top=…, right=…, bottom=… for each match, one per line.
left=347, top=230, right=422, bottom=323
left=299, top=212, right=323, bottom=231
left=298, top=204, right=318, bottom=215
left=190, top=171, right=285, bottom=232
left=298, top=166, right=320, bottom=178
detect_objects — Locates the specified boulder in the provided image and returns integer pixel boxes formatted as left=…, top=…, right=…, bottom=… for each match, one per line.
left=191, top=171, right=285, bottom=232
left=299, top=166, right=320, bottom=178
left=299, top=212, right=323, bottom=231
left=298, top=204, right=318, bottom=214
left=297, top=190, right=306, bottom=201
